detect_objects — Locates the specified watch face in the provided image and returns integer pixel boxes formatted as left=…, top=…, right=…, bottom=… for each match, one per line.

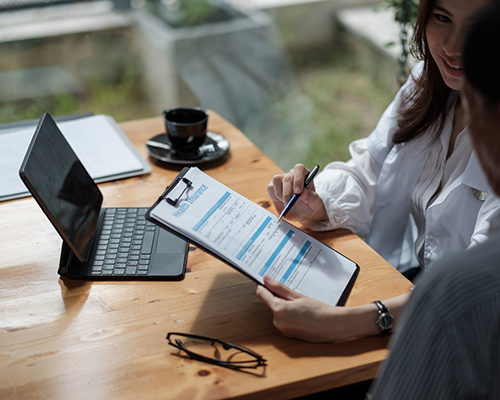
left=379, top=312, right=393, bottom=329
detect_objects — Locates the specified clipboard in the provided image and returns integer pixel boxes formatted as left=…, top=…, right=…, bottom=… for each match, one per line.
left=146, top=167, right=359, bottom=306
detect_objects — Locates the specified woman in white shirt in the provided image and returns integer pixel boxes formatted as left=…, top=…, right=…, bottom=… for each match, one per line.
left=257, top=0, right=500, bottom=343
left=302, top=61, right=498, bottom=277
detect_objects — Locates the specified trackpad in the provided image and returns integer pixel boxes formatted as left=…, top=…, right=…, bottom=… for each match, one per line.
left=156, top=228, right=186, bottom=254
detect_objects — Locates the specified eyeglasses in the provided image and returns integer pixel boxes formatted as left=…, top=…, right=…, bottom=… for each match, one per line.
left=166, top=332, right=267, bottom=371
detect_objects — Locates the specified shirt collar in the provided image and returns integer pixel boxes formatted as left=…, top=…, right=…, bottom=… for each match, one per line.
left=461, top=149, right=490, bottom=192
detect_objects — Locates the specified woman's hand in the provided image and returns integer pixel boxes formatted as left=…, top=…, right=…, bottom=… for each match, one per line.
left=267, top=164, right=327, bottom=222
left=256, top=276, right=370, bottom=342
left=256, top=276, right=411, bottom=343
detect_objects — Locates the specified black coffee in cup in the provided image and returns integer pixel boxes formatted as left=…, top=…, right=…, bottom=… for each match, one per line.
left=163, top=107, right=208, bottom=157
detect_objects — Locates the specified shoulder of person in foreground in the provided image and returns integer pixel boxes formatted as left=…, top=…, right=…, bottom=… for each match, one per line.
left=370, top=230, right=500, bottom=400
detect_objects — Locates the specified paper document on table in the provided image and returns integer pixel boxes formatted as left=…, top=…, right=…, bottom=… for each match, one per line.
left=0, top=114, right=151, bottom=201
left=147, top=167, right=358, bottom=306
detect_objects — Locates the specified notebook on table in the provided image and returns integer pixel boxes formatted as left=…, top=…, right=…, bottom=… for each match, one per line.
left=19, top=113, right=187, bottom=281
left=1, top=113, right=152, bottom=202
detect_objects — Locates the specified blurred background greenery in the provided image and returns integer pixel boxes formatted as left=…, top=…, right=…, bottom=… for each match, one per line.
left=0, top=0, right=403, bottom=168
left=0, top=45, right=395, bottom=166
left=295, top=49, right=394, bottom=167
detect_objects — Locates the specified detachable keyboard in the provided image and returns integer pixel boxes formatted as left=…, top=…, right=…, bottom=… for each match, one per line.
left=91, top=208, right=157, bottom=276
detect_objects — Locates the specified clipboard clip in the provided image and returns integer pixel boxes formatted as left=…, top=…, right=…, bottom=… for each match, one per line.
left=166, top=177, right=193, bottom=206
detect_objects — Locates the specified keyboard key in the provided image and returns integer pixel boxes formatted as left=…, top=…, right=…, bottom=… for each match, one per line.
left=141, top=232, right=155, bottom=254
left=125, top=267, right=137, bottom=275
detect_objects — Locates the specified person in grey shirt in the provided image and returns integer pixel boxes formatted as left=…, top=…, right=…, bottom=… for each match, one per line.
left=370, top=2, right=500, bottom=398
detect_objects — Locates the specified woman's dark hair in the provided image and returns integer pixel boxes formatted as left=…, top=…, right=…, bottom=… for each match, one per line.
left=464, top=2, right=500, bottom=106
left=392, top=0, right=455, bottom=144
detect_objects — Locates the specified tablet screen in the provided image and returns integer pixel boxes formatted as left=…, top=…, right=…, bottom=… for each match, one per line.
left=19, top=113, right=102, bottom=262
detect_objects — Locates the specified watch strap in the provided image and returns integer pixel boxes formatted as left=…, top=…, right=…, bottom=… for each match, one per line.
left=373, top=300, right=387, bottom=313
left=373, top=300, right=393, bottom=335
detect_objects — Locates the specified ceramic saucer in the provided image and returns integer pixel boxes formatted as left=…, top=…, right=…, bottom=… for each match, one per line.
left=146, top=131, right=230, bottom=166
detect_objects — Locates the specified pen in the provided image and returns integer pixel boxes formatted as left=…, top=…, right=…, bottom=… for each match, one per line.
left=277, top=165, right=320, bottom=222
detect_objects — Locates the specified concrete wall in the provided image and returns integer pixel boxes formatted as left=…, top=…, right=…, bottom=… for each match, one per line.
left=235, top=0, right=382, bottom=52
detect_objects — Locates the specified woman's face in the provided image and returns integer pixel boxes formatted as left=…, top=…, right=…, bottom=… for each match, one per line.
left=426, top=0, right=492, bottom=91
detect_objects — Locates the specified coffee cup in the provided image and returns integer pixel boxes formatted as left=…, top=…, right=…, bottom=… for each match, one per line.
left=163, top=107, right=208, bottom=157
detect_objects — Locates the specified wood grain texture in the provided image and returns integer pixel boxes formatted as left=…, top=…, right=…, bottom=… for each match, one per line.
left=0, top=112, right=412, bottom=399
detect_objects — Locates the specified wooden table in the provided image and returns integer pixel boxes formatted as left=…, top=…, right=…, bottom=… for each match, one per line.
left=0, top=113, right=413, bottom=399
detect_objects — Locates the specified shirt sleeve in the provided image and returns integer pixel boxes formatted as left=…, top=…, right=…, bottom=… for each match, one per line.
left=301, top=138, right=382, bottom=238
left=301, top=62, right=423, bottom=237
left=468, top=194, right=500, bottom=247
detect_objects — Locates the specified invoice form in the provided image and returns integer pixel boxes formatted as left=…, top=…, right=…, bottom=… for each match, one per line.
left=150, top=167, right=358, bottom=306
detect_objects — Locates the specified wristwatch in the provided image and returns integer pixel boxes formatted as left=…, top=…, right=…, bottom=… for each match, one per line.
left=373, top=300, right=393, bottom=335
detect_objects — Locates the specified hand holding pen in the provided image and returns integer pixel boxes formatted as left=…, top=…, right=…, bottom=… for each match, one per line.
left=277, top=165, right=320, bottom=222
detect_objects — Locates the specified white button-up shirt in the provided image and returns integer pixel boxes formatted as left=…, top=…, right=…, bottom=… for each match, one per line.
left=304, top=62, right=500, bottom=272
